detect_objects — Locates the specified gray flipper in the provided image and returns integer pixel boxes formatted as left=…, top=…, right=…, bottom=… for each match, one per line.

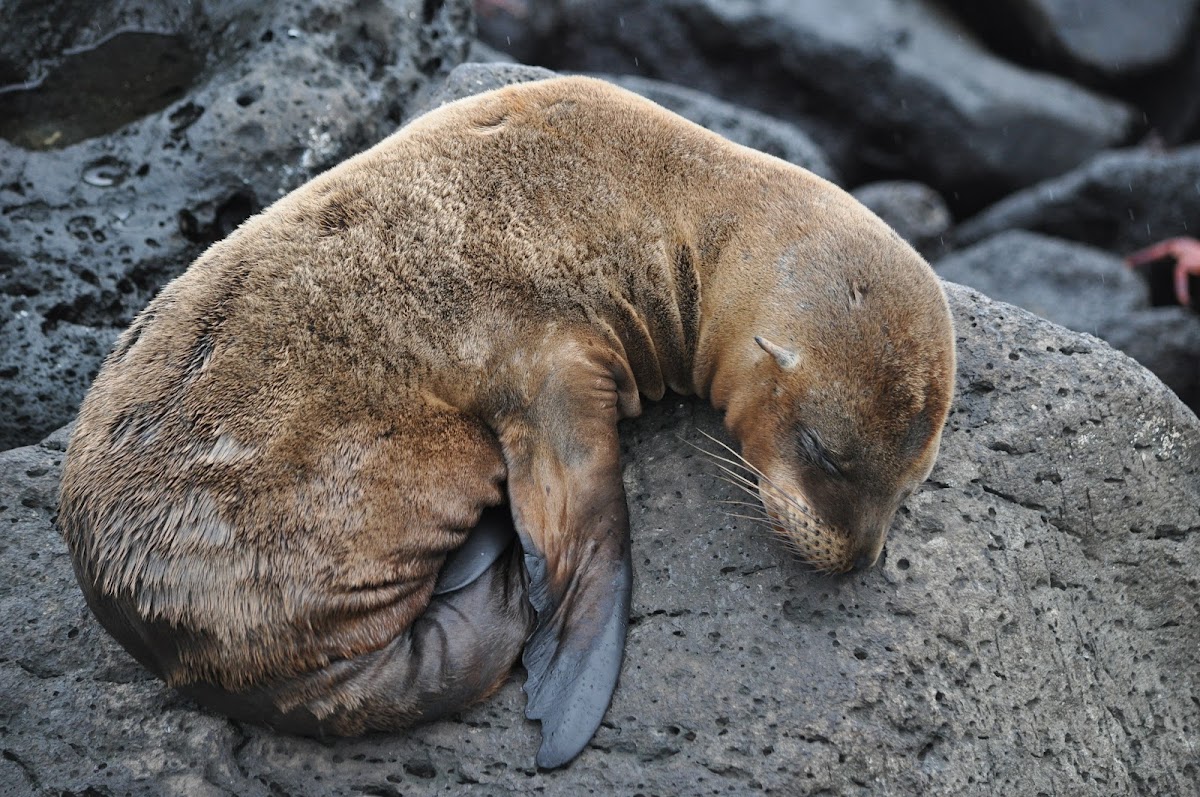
left=433, top=505, right=516, bottom=596
left=497, top=347, right=638, bottom=768
left=518, top=530, right=633, bottom=769
left=175, top=537, right=534, bottom=735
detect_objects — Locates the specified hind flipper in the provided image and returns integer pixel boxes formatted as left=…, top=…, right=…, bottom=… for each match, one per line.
left=433, top=505, right=517, bottom=596
left=180, top=532, right=533, bottom=734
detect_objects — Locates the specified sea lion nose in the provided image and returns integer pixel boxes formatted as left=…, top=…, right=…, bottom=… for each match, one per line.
left=850, top=551, right=876, bottom=572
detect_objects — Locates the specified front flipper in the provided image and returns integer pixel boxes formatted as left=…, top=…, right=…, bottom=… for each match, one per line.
left=520, top=522, right=632, bottom=768
left=499, top=343, right=640, bottom=769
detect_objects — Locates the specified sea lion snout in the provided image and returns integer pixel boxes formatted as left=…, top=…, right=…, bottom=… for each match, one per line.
left=754, top=475, right=900, bottom=574
left=846, top=515, right=890, bottom=572
left=849, top=551, right=878, bottom=573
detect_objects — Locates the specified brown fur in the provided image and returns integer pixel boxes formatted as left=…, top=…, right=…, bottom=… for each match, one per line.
left=59, top=77, right=955, bottom=724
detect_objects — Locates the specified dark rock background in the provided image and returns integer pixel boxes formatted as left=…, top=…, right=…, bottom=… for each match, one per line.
left=2, top=1, right=1199, bottom=795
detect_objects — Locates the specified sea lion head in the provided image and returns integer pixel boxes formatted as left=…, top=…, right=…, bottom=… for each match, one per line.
left=720, top=234, right=956, bottom=574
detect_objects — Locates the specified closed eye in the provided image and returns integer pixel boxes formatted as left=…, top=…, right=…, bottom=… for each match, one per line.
left=796, top=427, right=842, bottom=478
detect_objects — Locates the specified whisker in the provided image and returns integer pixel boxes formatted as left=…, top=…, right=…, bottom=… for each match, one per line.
left=688, top=430, right=853, bottom=573
left=694, top=430, right=799, bottom=498
left=717, top=504, right=772, bottom=523
left=711, top=464, right=761, bottom=493
left=686, top=440, right=764, bottom=483
left=715, top=475, right=763, bottom=502
left=716, top=499, right=769, bottom=512
left=687, top=431, right=771, bottom=482
left=721, top=511, right=774, bottom=526
left=690, top=431, right=810, bottom=518
left=688, top=430, right=804, bottom=512
left=760, top=485, right=816, bottom=519
left=720, top=512, right=778, bottom=527
left=700, top=450, right=762, bottom=479
left=696, top=430, right=755, bottom=469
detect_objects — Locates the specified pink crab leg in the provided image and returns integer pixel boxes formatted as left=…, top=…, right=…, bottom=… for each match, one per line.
left=1126, top=236, right=1200, bottom=307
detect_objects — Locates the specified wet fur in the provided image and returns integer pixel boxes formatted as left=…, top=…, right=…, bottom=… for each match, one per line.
left=59, top=77, right=955, bottom=732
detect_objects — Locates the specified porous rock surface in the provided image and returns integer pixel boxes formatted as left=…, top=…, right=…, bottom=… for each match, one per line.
left=2, top=283, right=1197, bottom=797
left=0, top=0, right=473, bottom=451
left=934, top=230, right=1200, bottom=409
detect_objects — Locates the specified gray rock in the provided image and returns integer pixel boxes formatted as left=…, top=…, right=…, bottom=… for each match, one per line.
left=0, top=0, right=475, bottom=451
left=466, top=39, right=517, bottom=64
left=409, top=62, right=558, bottom=119
left=604, top=74, right=837, bottom=182
left=935, top=230, right=1200, bottom=409
left=1103, top=305, right=1200, bottom=417
left=411, top=64, right=838, bottom=182
left=0, top=0, right=195, bottom=86
left=948, top=0, right=1200, bottom=78
left=3, top=284, right=1198, bottom=796
left=477, top=0, right=1136, bottom=201
left=852, top=180, right=952, bottom=256
left=935, top=231, right=1147, bottom=336
left=955, top=144, right=1200, bottom=254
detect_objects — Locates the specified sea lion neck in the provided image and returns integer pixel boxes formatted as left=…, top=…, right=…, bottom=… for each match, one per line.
left=687, top=164, right=822, bottom=406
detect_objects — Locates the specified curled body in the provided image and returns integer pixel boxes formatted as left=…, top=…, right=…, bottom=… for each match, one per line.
left=58, top=77, right=955, bottom=767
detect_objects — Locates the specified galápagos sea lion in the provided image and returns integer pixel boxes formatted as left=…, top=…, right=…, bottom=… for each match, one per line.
left=57, top=76, right=956, bottom=768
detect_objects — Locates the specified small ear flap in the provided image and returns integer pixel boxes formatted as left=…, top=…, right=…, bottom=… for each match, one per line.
left=755, top=336, right=800, bottom=370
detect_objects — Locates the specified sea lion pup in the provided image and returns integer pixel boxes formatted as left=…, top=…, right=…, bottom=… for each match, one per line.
left=58, top=76, right=956, bottom=768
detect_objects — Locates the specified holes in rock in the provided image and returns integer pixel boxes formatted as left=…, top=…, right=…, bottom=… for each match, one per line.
left=41, top=292, right=126, bottom=332
left=403, top=761, right=436, bottom=779
left=66, top=218, right=108, bottom=245
left=81, top=157, right=129, bottom=188
left=168, top=101, right=205, bottom=136
left=179, top=191, right=259, bottom=244
left=235, top=86, right=263, bottom=107
left=422, top=0, right=445, bottom=24
left=0, top=32, right=202, bottom=150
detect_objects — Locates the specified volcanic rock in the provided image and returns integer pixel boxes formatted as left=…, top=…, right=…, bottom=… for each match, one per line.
left=0, top=0, right=474, bottom=451
left=955, top=144, right=1200, bottom=254
left=2, top=284, right=1197, bottom=796
left=935, top=230, right=1200, bottom=410
left=852, top=180, right=952, bottom=257
left=946, top=0, right=1200, bottom=79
